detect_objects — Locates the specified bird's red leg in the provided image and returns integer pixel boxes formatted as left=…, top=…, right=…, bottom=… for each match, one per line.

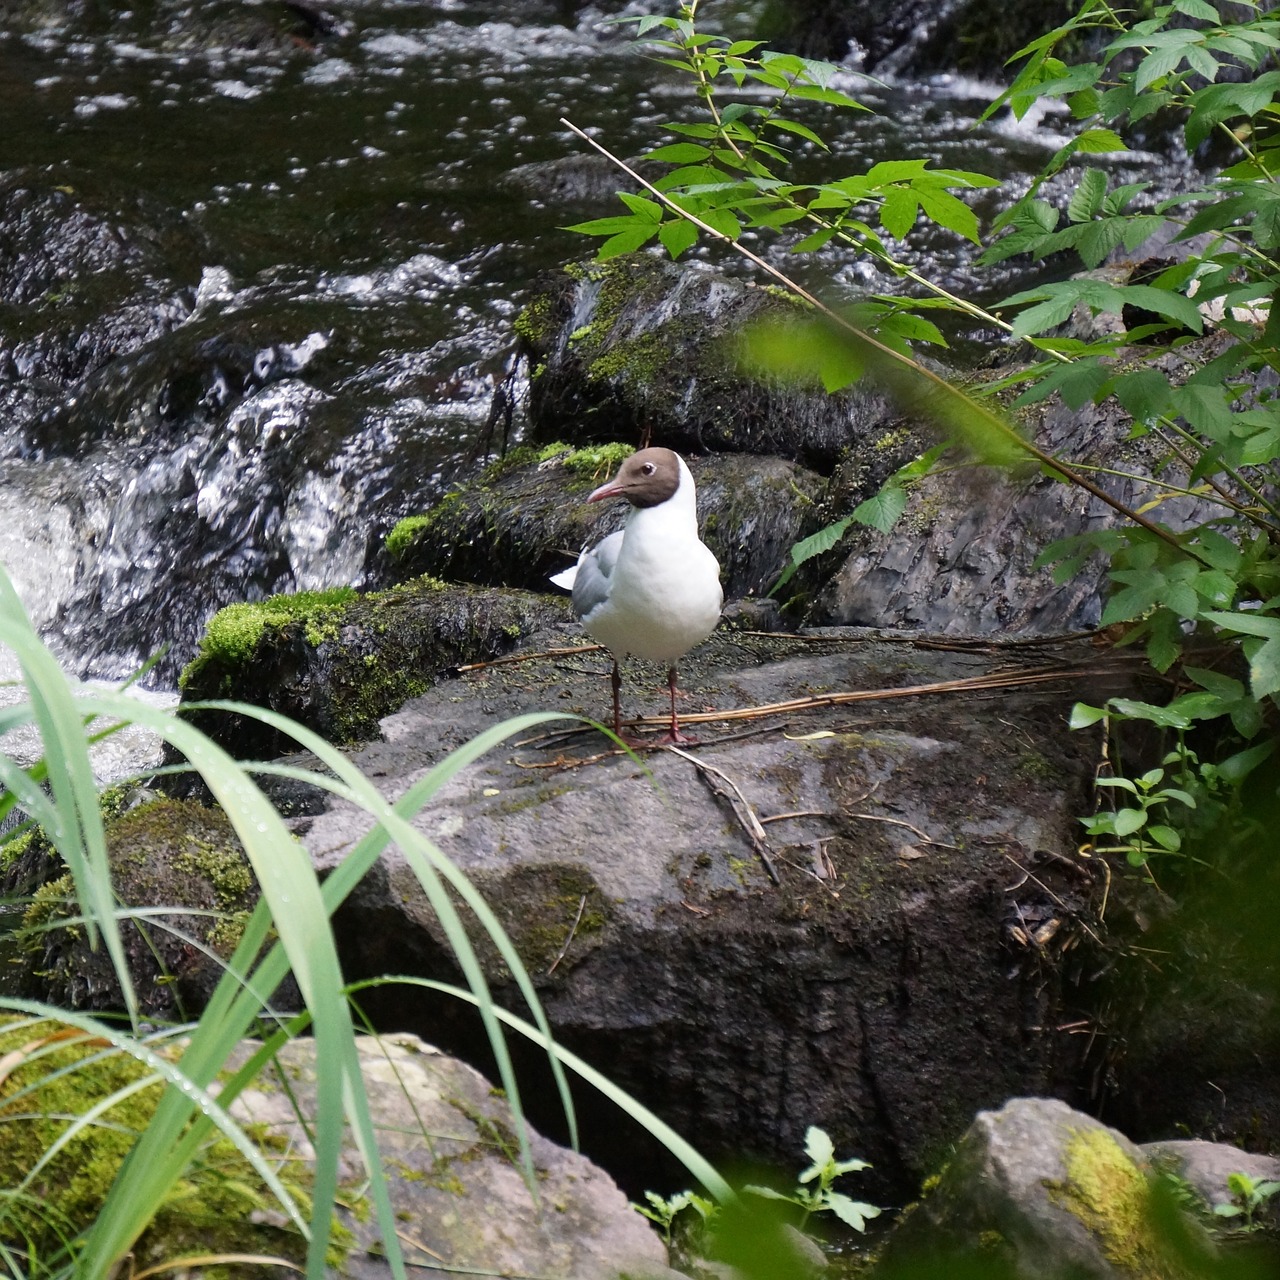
left=659, top=664, right=699, bottom=745
left=611, top=658, right=623, bottom=738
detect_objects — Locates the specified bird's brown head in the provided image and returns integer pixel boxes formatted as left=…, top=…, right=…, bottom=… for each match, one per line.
left=586, top=448, right=681, bottom=509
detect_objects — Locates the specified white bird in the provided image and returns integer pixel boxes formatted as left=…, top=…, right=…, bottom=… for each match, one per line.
left=550, top=447, right=723, bottom=744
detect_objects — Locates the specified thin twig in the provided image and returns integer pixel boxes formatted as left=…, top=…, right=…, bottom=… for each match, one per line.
left=849, top=812, right=960, bottom=849
left=760, top=810, right=832, bottom=824
left=626, top=661, right=1141, bottom=729
left=666, top=744, right=780, bottom=884
left=457, top=644, right=602, bottom=673
left=547, top=893, right=589, bottom=975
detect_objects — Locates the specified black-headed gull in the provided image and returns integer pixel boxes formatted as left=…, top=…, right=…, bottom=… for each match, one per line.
left=551, top=447, right=723, bottom=744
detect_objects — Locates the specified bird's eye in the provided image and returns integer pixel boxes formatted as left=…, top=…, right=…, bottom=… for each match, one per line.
left=642, top=462, right=656, bottom=475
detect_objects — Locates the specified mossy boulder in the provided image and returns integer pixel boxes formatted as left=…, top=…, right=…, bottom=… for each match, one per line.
left=9, top=794, right=263, bottom=1020
left=386, top=444, right=830, bottom=602
left=875, top=1098, right=1214, bottom=1280
left=0, top=1015, right=323, bottom=1272
left=177, top=577, right=571, bottom=758
left=518, top=255, right=911, bottom=473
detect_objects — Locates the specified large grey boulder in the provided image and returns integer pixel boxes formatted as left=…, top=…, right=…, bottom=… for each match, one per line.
left=289, top=625, right=1146, bottom=1202
left=219, top=1032, right=675, bottom=1279
left=874, top=1097, right=1216, bottom=1280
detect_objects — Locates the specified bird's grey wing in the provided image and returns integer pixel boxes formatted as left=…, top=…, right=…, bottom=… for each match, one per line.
left=570, top=530, right=624, bottom=622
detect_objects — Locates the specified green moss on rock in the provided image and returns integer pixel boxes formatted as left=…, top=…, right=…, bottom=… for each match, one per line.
left=0, top=1016, right=332, bottom=1270
left=181, top=587, right=358, bottom=690
left=1049, top=1127, right=1196, bottom=1280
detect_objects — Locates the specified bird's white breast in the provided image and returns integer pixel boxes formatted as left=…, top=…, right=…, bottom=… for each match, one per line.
left=579, top=501, right=722, bottom=663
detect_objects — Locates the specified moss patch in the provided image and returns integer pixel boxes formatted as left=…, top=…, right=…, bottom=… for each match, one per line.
left=1049, top=1127, right=1195, bottom=1279
left=180, top=587, right=358, bottom=689
left=0, top=1016, right=337, bottom=1271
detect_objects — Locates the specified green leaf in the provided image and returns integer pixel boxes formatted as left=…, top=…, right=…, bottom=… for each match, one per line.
left=1112, top=807, right=1148, bottom=837
left=787, top=83, right=868, bottom=110
left=617, top=192, right=663, bottom=222
left=764, top=117, right=828, bottom=147
left=880, top=186, right=919, bottom=240
left=1074, top=127, right=1128, bottom=153
left=851, top=483, right=908, bottom=534
left=1115, top=368, right=1173, bottom=423
left=597, top=226, right=658, bottom=259
left=1068, top=169, right=1109, bottom=222
left=563, top=214, right=648, bottom=236
left=698, top=207, right=742, bottom=240
left=1069, top=703, right=1108, bottom=729
left=646, top=142, right=713, bottom=163
left=917, top=187, right=981, bottom=243
left=826, top=1192, right=882, bottom=1232
left=658, top=219, right=699, bottom=258
left=804, top=1126, right=836, bottom=1171
left=1172, top=0, right=1220, bottom=18
left=1008, top=288, right=1081, bottom=339
left=1146, top=824, right=1182, bottom=851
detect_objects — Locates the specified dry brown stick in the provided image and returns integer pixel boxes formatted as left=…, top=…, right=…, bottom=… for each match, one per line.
left=627, top=662, right=1134, bottom=728
left=667, top=745, right=780, bottom=884
left=547, top=893, right=589, bottom=975
left=456, top=644, right=602, bottom=673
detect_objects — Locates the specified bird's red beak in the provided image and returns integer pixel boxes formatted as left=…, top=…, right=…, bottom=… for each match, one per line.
left=586, top=479, right=624, bottom=503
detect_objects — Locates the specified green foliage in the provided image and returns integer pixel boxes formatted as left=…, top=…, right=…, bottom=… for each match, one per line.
left=633, top=1188, right=718, bottom=1250
left=1213, top=1170, right=1280, bottom=1230
left=743, top=1126, right=881, bottom=1233
left=1070, top=695, right=1272, bottom=871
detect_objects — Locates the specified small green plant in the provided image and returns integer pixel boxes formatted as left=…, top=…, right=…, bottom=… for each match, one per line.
left=1070, top=692, right=1272, bottom=870
left=1213, top=1171, right=1280, bottom=1231
left=744, top=1125, right=881, bottom=1233
left=632, top=1188, right=718, bottom=1249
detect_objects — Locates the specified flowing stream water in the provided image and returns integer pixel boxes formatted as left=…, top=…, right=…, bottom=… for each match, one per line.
left=0, top=0, right=1190, bottom=714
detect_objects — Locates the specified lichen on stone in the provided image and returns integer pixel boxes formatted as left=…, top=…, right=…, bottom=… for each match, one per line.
left=1049, top=1127, right=1196, bottom=1279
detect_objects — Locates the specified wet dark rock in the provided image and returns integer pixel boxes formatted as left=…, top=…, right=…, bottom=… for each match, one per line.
left=0, top=0, right=332, bottom=51
left=807, top=386, right=1221, bottom=636
left=3, top=792, right=267, bottom=1020
left=177, top=578, right=572, bottom=760
left=290, top=627, right=1145, bottom=1202
left=0, top=175, right=198, bottom=429
left=763, top=0, right=1075, bottom=74
left=503, top=154, right=651, bottom=209
left=386, top=447, right=829, bottom=603
left=874, top=1097, right=1218, bottom=1280
left=517, top=255, right=914, bottom=474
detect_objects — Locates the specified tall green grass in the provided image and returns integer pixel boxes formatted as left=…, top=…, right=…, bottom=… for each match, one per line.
left=0, top=565, right=729, bottom=1276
